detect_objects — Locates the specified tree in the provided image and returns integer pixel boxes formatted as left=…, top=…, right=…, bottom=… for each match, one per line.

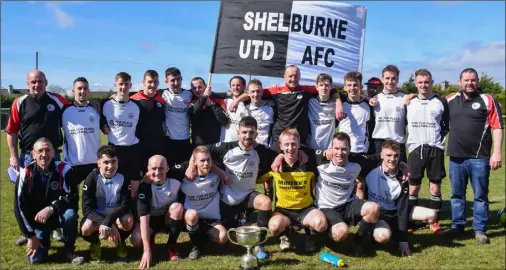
left=46, top=84, right=68, bottom=96
left=399, top=74, right=417, bottom=94
left=479, top=73, right=504, bottom=94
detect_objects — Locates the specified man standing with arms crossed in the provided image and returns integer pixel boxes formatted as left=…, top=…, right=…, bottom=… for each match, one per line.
left=405, top=69, right=449, bottom=234
left=446, top=68, right=503, bottom=244
left=6, top=70, right=70, bottom=245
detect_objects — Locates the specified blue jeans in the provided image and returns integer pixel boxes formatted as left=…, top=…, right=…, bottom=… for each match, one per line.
left=27, top=209, right=78, bottom=264
left=20, top=151, right=60, bottom=168
left=449, top=157, right=490, bottom=234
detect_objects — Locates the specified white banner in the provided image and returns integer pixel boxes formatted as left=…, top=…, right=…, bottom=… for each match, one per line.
left=285, top=1, right=367, bottom=85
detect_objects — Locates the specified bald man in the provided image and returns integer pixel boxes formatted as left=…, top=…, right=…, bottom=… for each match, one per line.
left=131, top=155, right=184, bottom=268
left=6, top=70, right=70, bottom=245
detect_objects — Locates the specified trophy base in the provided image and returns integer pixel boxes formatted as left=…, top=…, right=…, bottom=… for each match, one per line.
left=239, top=266, right=260, bottom=270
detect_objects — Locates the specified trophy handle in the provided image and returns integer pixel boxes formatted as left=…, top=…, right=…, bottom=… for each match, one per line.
left=257, top=227, right=270, bottom=245
left=227, top=228, right=239, bottom=245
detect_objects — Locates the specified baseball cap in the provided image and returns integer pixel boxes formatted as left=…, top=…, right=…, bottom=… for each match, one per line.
left=366, top=77, right=382, bottom=85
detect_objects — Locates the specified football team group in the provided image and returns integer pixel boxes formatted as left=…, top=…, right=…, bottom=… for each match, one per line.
left=5, top=64, right=503, bottom=268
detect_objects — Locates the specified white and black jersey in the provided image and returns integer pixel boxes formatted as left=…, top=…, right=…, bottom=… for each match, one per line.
left=244, top=101, right=274, bottom=147
left=206, top=141, right=277, bottom=206
left=221, top=98, right=248, bottom=142
left=137, top=178, right=181, bottom=217
left=314, top=151, right=362, bottom=209
left=371, top=91, right=407, bottom=143
left=82, top=169, right=130, bottom=227
left=161, top=89, right=193, bottom=140
left=62, top=104, right=101, bottom=166
left=168, top=162, right=221, bottom=221
left=406, top=94, right=450, bottom=153
left=338, top=98, right=374, bottom=153
left=360, top=154, right=410, bottom=242
left=307, top=97, right=336, bottom=150
left=101, top=98, right=140, bottom=146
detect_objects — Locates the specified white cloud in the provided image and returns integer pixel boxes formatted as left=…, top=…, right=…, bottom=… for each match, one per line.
left=45, top=3, right=75, bottom=28
left=363, top=41, right=506, bottom=86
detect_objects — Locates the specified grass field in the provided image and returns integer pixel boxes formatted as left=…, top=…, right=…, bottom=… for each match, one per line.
left=1, top=132, right=505, bottom=269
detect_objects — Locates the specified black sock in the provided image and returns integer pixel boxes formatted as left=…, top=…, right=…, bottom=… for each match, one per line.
left=257, top=210, right=271, bottom=240
left=430, top=194, right=442, bottom=221
left=355, top=221, right=374, bottom=245
left=167, top=218, right=183, bottom=245
left=82, top=231, right=100, bottom=244
left=187, top=223, right=201, bottom=247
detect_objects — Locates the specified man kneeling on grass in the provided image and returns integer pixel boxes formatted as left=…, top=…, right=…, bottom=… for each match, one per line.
left=359, top=140, right=438, bottom=256
left=80, top=145, right=134, bottom=261
left=14, top=137, right=84, bottom=265
left=131, top=155, right=183, bottom=269
left=168, top=146, right=229, bottom=260
left=260, top=128, right=328, bottom=253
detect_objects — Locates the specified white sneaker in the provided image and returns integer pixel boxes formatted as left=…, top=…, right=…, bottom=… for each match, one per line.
left=279, top=235, right=291, bottom=251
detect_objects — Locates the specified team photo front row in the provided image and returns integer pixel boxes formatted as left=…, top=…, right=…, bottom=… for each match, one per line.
left=7, top=65, right=503, bottom=268
left=16, top=120, right=437, bottom=268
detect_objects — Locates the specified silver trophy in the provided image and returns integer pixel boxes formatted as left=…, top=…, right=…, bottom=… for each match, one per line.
left=227, top=226, right=270, bottom=270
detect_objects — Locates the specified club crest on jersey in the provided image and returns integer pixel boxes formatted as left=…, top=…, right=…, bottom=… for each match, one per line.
left=395, top=106, right=401, bottom=112
left=128, top=113, right=134, bottom=119
left=156, top=102, right=162, bottom=108
left=347, top=175, right=353, bottom=181
left=472, top=102, right=481, bottom=110
left=249, top=160, right=255, bottom=167
left=430, top=110, right=438, bottom=117
left=47, top=104, right=55, bottom=111
left=50, top=181, right=59, bottom=191
left=138, top=193, right=145, bottom=199
left=89, top=115, right=95, bottom=123
left=296, top=94, right=303, bottom=99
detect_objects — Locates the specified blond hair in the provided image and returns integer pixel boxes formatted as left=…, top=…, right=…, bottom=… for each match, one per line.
left=279, top=128, right=300, bottom=143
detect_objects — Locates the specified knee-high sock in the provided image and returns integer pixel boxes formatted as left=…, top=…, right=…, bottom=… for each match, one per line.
left=257, top=210, right=271, bottom=240
left=430, top=194, right=442, bottom=221
left=82, top=231, right=100, bottom=244
left=187, top=223, right=201, bottom=247
left=167, top=218, right=183, bottom=245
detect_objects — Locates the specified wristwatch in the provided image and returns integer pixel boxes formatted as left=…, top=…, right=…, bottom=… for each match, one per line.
left=47, top=205, right=54, bottom=215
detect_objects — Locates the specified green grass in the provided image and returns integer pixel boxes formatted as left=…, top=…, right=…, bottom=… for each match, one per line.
left=1, top=132, right=505, bottom=269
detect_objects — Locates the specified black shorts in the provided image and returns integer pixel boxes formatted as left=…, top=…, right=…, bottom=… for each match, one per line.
left=373, top=139, right=407, bottom=163
left=220, top=191, right=260, bottom=229
left=408, top=145, right=446, bottom=185
left=378, top=210, right=401, bottom=242
left=199, top=219, right=222, bottom=232
left=112, top=143, right=144, bottom=181
left=150, top=215, right=169, bottom=234
left=72, top=163, right=97, bottom=184
left=274, top=206, right=316, bottom=225
left=321, top=199, right=366, bottom=226
left=166, top=138, right=193, bottom=167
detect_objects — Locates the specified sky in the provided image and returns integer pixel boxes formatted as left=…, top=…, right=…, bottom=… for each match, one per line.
left=1, top=1, right=505, bottom=93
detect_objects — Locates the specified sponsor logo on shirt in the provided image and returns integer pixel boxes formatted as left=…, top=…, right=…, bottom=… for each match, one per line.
left=231, top=170, right=253, bottom=179
left=108, top=120, right=133, bottom=128
left=167, top=106, right=188, bottom=113
left=187, top=191, right=215, bottom=202
left=311, top=119, right=333, bottom=125
left=322, top=179, right=350, bottom=191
